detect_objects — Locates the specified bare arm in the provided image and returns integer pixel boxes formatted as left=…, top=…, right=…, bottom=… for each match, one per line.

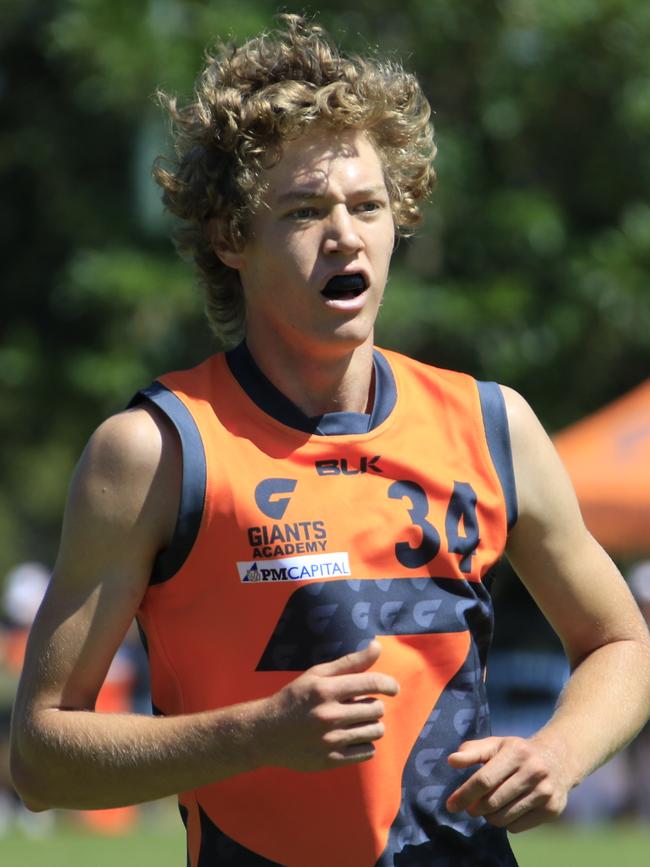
left=447, top=387, right=650, bottom=831
left=10, top=407, right=398, bottom=811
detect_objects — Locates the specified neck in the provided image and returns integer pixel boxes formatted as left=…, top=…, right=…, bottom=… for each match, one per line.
left=244, top=335, right=375, bottom=418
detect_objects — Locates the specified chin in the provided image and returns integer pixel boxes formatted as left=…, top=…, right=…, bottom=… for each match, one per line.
left=325, top=326, right=375, bottom=354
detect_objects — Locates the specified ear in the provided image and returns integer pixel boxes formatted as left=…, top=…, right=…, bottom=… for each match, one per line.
left=208, top=217, right=246, bottom=270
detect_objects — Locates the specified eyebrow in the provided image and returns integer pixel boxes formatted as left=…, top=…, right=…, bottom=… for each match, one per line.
left=275, top=185, right=388, bottom=205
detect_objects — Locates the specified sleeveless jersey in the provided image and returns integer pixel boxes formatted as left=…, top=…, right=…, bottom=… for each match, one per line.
left=133, top=343, right=519, bottom=867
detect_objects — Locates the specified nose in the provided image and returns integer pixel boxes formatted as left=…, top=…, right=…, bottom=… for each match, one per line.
left=322, top=205, right=363, bottom=255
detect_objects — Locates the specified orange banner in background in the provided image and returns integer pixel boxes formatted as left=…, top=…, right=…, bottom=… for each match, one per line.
left=553, top=379, right=650, bottom=555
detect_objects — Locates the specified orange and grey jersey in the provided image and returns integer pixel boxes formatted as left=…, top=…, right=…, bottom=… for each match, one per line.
left=132, top=343, right=519, bottom=867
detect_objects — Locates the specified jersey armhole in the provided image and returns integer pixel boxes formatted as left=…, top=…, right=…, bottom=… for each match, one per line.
left=128, top=382, right=207, bottom=585
left=476, top=380, right=518, bottom=531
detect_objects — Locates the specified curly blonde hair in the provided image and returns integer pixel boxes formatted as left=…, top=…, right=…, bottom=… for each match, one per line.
left=154, top=14, right=436, bottom=344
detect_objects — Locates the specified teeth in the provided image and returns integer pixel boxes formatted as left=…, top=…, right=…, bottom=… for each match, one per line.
left=323, top=274, right=367, bottom=297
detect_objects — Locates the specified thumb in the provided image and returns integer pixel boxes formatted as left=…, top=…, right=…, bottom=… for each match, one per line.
left=313, top=638, right=382, bottom=677
left=447, top=737, right=502, bottom=768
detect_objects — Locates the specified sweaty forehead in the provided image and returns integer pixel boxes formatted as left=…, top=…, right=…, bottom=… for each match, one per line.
left=265, top=129, right=386, bottom=201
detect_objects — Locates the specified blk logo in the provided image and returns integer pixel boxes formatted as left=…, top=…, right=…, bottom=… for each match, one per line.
left=254, top=478, right=297, bottom=519
left=315, top=455, right=383, bottom=476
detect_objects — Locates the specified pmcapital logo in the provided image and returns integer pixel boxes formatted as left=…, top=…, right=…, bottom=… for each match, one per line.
left=237, top=552, right=351, bottom=584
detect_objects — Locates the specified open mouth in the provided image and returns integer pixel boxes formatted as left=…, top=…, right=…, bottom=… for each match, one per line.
left=321, top=273, right=367, bottom=301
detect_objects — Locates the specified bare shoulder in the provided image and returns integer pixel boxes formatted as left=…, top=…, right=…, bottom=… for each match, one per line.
left=498, top=384, right=579, bottom=525
left=58, top=403, right=182, bottom=594
left=499, top=384, right=549, bottom=447
left=78, top=404, right=179, bottom=523
left=82, top=403, right=178, bottom=491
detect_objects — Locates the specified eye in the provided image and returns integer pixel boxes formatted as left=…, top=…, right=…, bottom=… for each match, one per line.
left=287, top=207, right=319, bottom=221
left=354, top=201, right=383, bottom=215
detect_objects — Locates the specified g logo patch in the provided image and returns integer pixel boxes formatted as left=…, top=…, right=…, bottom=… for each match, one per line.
left=254, top=478, right=297, bottom=519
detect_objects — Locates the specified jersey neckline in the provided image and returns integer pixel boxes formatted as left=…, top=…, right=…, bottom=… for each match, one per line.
left=225, top=341, right=397, bottom=436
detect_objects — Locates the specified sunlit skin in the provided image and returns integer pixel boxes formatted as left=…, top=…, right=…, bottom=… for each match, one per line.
left=214, top=128, right=396, bottom=416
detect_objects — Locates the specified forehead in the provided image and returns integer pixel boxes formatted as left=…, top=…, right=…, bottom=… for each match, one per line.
left=263, top=129, right=386, bottom=201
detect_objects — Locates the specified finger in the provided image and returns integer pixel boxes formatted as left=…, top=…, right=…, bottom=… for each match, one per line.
left=482, top=797, right=538, bottom=829
left=506, top=810, right=550, bottom=834
left=333, top=671, right=399, bottom=700
left=328, top=742, right=377, bottom=764
left=446, top=743, right=518, bottom=813
left=317, top=697, right=385, bottom=728
left=324, top=720, right=385, bottom=750
left=312, top=639, right=382, bottom=677
left=462, top=767, right=533, bottom=818
left=447, top=737, right=502, bottom=768
left=506, top=804, right=563, bottom=834
left=479, top=786, right=565, bottom=832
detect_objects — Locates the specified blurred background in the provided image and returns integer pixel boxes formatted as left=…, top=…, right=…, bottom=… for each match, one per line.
left=1, top=0, right=649, bottom=863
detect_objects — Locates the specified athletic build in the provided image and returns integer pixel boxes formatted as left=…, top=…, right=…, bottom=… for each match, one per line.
left=129, top=344, right=517, bottom=865
left=10, top=16, right=650, bottom=867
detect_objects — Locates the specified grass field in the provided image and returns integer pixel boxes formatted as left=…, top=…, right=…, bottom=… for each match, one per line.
left=510, top=823, right=650, bottom=867
left=2, top=821, right=650, bottom=866
left=1, top=825, right=185, bottom=867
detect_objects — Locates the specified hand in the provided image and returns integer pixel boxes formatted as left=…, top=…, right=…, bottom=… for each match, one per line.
left=262, top=639, right=399, bottom=772
left=445, top=735, right=569, bottom=833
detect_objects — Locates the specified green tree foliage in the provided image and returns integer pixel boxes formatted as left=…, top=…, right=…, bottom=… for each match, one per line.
left=2, top=0, right=650, bottom=578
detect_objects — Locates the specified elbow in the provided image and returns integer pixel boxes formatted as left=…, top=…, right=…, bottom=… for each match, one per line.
left=23, top=800, right=50, bottom=814
left=15, top=793, right=50, bottom=814
left=10, top=724, right=56, bottom=812
left=10, top=768, right=51, bottom=813
left=10, top=750, right=52, bottom=813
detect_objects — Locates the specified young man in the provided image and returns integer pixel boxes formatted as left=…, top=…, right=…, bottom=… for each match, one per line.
left=10, top=15, right=650, bottom=867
